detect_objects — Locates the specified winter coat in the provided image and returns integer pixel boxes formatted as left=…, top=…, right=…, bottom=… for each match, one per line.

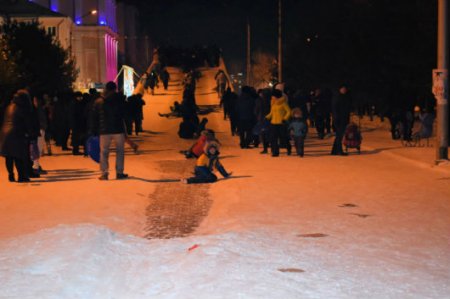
left=36, top=103, right=48, bottom=130
left=178, top=120, right=196, bottom=139
left=288, top=119, right=308, bottom=137
left=69, top=99, right=88, bottom=133
left=0, top=93, right=33, bottom=159
left=332, top=93, right=352, bottom=131
left=195, top=153, right=229, bottom=178
left=266, top=96, right=291, bottom=125
left=419, top=112, right=434, bottom=138
left=236, top=92, right=256, bottom=121
left=191, top=135, right=207, bottom=157
left=254, top=90, right=272, bottom=121
left=90, top=93, right=126, bottom=136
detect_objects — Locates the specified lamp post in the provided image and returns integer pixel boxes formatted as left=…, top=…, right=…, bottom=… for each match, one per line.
left=434, top=0, right=449, bottom=162
left=278, top=0, right=282, bottom=83
left=246, top=17, right=251, bottom=86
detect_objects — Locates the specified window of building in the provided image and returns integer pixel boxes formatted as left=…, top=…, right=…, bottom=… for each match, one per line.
left=47, top=27, right=56, bottom=36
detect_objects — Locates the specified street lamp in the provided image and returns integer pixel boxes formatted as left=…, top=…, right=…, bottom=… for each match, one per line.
left=434, top=0, right=449, bottom=162
left=75, top=10, right=97, bottom=25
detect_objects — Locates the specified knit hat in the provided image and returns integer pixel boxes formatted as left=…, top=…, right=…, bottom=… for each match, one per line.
left=204, top=141, right=220, bottom=156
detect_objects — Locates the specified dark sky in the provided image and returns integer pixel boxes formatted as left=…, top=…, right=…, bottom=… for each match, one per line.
left=121, top=0, right=281, bottom=72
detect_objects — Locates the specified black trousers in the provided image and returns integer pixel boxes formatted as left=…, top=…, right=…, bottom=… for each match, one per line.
left=260, top=130, right=270, bottom=151
left=187, top=169, right=218, bottom=184
left=315, top=115, right=325, bottom=139
left=5, top=157, right=26, bottom=179
left=293, top=136, right=305, bottom=156
left=331, top=127, right=345, bottom=154
left=229, top=116, right=238, bottom=136
left=238, top=120, right=254, bottom=148
left=270, top=124, right=291, bottom=156
left=324, top=114, right=331, bottom=134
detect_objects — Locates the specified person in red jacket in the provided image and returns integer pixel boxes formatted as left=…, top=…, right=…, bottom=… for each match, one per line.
left=181, top=129, right=219, bottom=159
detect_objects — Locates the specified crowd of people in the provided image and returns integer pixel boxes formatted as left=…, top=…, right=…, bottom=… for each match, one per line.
left=0, top=63, right=439, bottom=184
left=219, top=83, right=354, bottom=157
left=0, top=82, right=145, bottom=183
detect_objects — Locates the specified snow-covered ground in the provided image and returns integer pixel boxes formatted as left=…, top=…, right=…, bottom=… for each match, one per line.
left=0, top=68, right=449, bottom=299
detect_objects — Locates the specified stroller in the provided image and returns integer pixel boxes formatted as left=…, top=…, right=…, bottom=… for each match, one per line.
left=343, top=122, right=362, bottom=154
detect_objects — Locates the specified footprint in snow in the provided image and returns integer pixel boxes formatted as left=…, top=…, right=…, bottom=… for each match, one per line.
left=278, top=268, right=305, bottom=273
left=297, top=233, right=328, bottom=238
left=339, top=203, right=358, bottom=208
left=350, top=213, right=372, bottom=218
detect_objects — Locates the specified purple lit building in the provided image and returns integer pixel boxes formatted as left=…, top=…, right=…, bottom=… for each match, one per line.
left=31, top=0, right=119, bottom=88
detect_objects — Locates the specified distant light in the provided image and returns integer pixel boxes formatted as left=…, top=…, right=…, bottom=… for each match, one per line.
left=306, top=38, right=311, bottom=42
left=100, top=21, right=106, bottom=25
left=237, top=72, right=243, bottom=76
left=91, top=10, right=98, bottom=15
left=76, top=20, right=81, bottom=25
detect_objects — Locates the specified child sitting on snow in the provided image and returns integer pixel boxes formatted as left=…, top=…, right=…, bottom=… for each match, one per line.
left=181, top=129, right=220, bottom=159
left=288, top=108, right=308, bottom=157
left=182, top=142, right=231, bottom=184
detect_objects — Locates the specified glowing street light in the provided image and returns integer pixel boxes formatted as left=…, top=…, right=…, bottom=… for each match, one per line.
left=76, top=10, right=98, bottom=25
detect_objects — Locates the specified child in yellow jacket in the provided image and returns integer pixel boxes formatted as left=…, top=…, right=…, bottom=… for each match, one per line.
left=182, top=142, right=231, bottom=184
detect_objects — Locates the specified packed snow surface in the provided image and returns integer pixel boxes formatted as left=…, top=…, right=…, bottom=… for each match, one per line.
left=0, top=67, right=449, bottom=298
left=1, top=224, right=448, bottom=299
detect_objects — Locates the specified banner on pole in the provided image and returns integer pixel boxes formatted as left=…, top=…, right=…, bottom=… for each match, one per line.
left=123, top=65, right=135, bottom=98
left=432, top=69, right=448, bottom=105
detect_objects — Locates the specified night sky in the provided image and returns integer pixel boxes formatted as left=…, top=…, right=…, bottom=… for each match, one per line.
left=121, top=0, right=438, bottom=92
left=121, top=0, right=281, bottom=73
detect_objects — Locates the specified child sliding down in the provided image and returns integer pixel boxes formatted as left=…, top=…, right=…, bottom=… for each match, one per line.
left=182, top=142, right=231, bottom=184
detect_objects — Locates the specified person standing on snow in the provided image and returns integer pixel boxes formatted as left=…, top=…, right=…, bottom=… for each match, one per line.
left=0, top=90, right=33, bottom=182
left=160, top=68, right=170, bottom=91
left=69, top=92, right=88, bottom=155
left=90, top=81, right=128, bottom=180
left=266, top=89, right=292, bottom=157
left=236, top=86, right=256, bottom=149
left=331, top=84, right=352, bottom=156
left=215, top=69, right=229, bottom=99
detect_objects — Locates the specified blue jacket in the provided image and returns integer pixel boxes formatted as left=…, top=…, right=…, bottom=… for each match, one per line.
left=288, top=119, right=308, bottom=137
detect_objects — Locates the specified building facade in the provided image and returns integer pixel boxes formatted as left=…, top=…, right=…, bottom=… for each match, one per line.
left=31, top=0, right=119, bottom=89
left=1, top=0, right=119, bottom=89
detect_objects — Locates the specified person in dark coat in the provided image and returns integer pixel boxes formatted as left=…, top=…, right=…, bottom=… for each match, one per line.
left=90, top=81, right=128, bottom=180
left=255, top=88, right=272, bottom=154
left=222, top=88, right=238, bottom=136
left=145, top=71, right=159, bottom=95
left=178, top=116, right=197, bottom=139
left=322, top=88, right=333, bottom=134
left=236, top=86, right=256, bottom=149
left=331, top=85, right=352, bottom=155
left=43, top=93, right=54, bottom=155
left=0, top=90, right=33, bottom=182
left=31, top=95, right=48, bottom=175
left=69, top=92, right=88, bottom=155
left=54, top=92, right=71, bottom=150
left=312, top=88, right=325, bottom=139
left=220, top=87, right=236, bottom=121
left=160, top=68, right=170, bottom=90
left=127, top=94, right=146, bottom=135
